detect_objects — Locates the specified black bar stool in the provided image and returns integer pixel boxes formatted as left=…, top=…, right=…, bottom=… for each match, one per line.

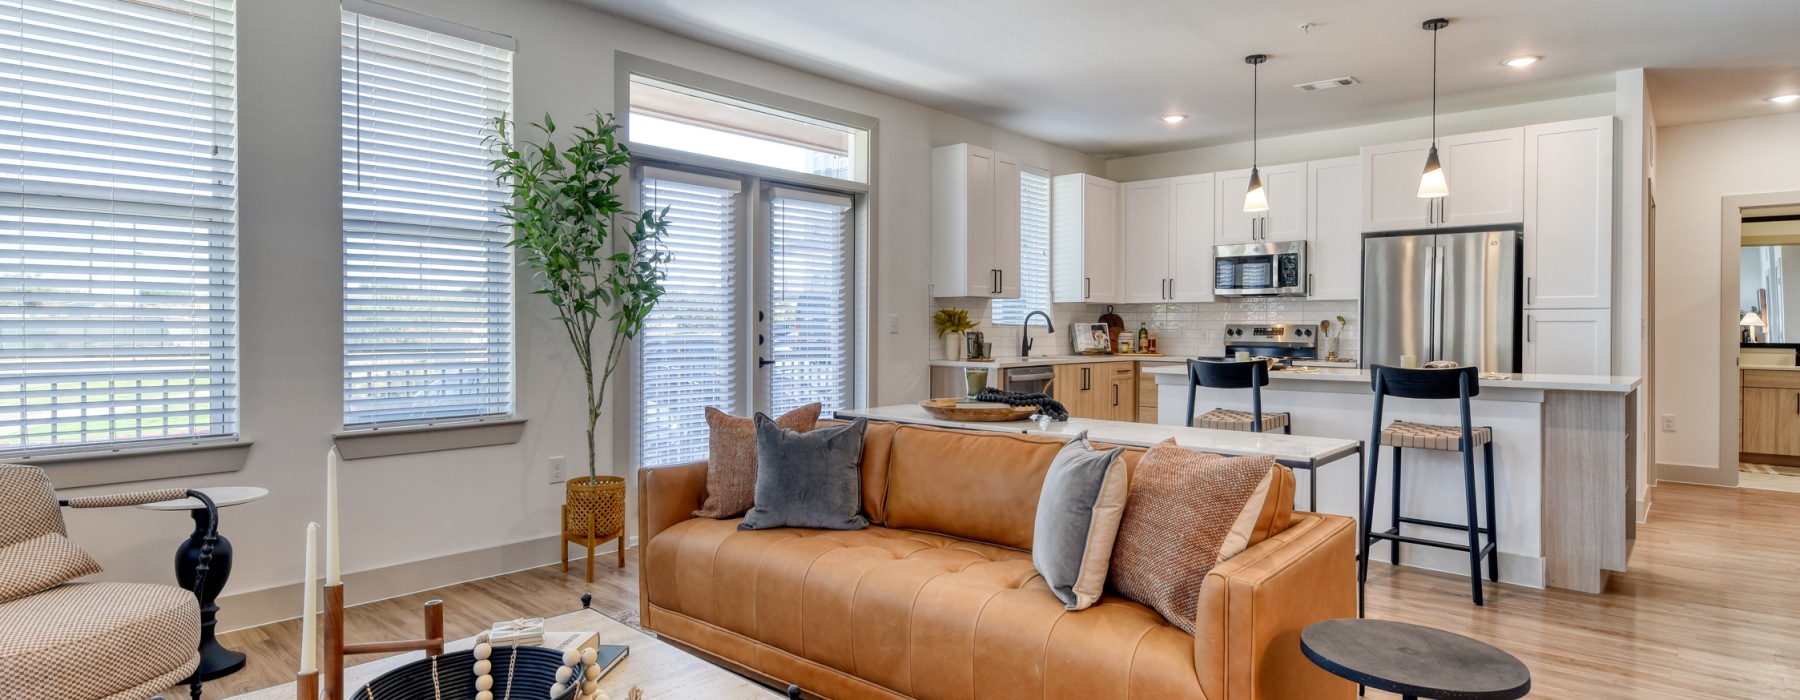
left=1358, top=364, right=1498, bottom=608
left=1184, top=358, right=1290, bottom=434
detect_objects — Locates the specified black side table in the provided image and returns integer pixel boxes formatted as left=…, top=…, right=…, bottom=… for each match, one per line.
left=1300, top=618, right=1530, bottom=700
left=140, top=486, right=268, bottom=681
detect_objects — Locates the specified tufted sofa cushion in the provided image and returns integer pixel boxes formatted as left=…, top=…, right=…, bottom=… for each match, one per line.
left=645, top=517, right=1207, bottom=699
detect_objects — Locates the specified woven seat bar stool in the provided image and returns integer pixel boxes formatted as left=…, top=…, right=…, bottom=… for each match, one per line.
left=1358, top=364, right=1499, bottom=609
left=1184, top=358, right=1359, bottom=513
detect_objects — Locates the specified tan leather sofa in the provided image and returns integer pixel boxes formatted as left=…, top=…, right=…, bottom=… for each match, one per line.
left=638, top=423, right=1356, bottom=700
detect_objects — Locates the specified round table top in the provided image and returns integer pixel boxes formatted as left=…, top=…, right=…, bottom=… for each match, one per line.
left=1300, top=619, right=1530, bottom=700
left=137, top=486, right=270, bottom=511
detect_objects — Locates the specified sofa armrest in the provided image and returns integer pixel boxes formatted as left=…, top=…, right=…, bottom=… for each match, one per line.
left=1192, top=513, right=1357, bottom=700
left=637, top=461, right=708, bottom=548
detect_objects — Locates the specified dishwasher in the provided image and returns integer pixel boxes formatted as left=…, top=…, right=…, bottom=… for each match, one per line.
left=1003, top=365, right=1055, bottom=396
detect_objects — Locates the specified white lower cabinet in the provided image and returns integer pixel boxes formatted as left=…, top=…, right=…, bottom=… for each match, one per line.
left=1523, top=308, right=1611, bottom=376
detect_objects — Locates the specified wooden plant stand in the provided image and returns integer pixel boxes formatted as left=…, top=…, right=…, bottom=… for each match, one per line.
left=563, top=476, right=627, bottom=583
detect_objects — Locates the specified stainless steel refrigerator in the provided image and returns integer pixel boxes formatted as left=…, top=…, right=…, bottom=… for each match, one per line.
left=1361, top=229, right=1522, bottom=373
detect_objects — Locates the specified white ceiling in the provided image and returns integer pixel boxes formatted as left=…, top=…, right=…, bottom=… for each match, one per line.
left=571, top=0, right=1800, bottom=157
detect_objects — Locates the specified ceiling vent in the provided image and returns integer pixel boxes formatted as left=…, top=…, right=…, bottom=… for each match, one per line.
left=1295, top=77, right=1358, bottom=92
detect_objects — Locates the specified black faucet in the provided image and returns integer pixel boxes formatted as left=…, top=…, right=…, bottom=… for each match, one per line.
left=1021, top=310, right=1054, bottom=358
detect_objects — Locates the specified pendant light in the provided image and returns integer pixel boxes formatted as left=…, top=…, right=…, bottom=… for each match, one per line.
left=1243, top=53, right=1270, bottom=213
left=1417, top=18, right=1450, bottom=199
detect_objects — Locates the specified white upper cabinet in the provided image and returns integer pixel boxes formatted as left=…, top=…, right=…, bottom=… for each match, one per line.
left=1120, top=175, right=1215, bottom=304
left=1524, top=308, right=1612, bottom=375
left=932, top=143, right=1021, bottom=297
left=1438, top=128, right=1525, bottom=227
left=1307, top=156, right=1362, bottom=301
left=1051, top=173, right=1120, bottom=303
left=1360, top=128, right=1524, bottom=232
left=1167, top=174, right=1216, bottom=302
left=1120, top=179, right=1170, bottom=303
left=1523, top=117, right=1614, bottom=309
left=1217, top=162, right=1306, bottom=244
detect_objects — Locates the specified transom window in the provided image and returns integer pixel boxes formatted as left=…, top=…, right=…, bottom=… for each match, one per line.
left=628, top=75, right=867, bottom=183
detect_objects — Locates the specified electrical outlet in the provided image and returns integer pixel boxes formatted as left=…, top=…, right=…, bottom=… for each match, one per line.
left=1660, top=414, right=1675, bottom=432
left=549, top=455, right=566, bottom=484
left=889, top=313, right=899, bottom=334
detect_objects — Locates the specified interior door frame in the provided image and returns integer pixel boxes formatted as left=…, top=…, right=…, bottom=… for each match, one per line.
left=1718, top=190, right=1800, bottom=487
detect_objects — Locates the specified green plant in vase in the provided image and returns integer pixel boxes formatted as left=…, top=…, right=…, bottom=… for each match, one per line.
left=490, top=112, right=671, bottom=486
left=933, top=308, right=977, bottom=360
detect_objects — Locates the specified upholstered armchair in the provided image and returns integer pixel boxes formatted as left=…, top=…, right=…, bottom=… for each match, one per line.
left=0, top=464, right=217, bottom=700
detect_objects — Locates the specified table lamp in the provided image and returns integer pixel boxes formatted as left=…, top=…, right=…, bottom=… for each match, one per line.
left=1741, top=311, right=1766, bottom=343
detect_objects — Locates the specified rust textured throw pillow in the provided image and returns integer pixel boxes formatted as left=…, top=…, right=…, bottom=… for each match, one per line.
left=1108, top=439, right=1282, bottom=634
left=0, top=532, right=101, bottom=604
left=694, top=403, right=822, bottom=518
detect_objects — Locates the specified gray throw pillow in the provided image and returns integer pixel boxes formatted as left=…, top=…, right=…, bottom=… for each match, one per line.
left=739, top=414, right=870, bottom=531
left=1032, top=431, right=1128, bottom=610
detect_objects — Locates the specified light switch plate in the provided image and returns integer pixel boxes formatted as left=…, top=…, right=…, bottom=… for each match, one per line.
left=889, top=314, right=899, bottom=334
left=1660, top=414, right=1675, bottom=432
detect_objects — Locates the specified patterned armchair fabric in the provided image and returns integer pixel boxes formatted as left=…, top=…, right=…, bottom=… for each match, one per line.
left=0, top=464, right=204, bottom=700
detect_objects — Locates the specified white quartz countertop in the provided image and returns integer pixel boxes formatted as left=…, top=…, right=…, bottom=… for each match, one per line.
left=837, top=405, right=1361, bottom=466
left=930, top=354, right=1183, bottom=369
left=1144, top=364, right=1642, bottom=393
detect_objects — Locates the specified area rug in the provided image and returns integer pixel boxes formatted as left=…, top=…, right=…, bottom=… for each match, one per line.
left=1739, top=462, right=1800, bottom=477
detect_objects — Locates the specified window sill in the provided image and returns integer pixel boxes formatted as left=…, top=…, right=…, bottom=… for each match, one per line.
left=333, top=419, right=527, bottom=460
left=28, top=441, right=254, bottom=489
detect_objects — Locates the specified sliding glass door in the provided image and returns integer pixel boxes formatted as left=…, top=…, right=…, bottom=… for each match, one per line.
left=636, top=167, right=857, bottom=467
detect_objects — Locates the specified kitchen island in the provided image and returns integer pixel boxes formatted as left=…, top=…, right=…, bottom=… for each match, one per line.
left=1146, top=365, right=1641, bottom=594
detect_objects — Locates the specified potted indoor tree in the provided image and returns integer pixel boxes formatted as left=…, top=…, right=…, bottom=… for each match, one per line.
left=491, top=113, right=670, bottom=578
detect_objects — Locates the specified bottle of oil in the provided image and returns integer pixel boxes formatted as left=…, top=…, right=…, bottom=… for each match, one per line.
left=1136, top=322, right=1150, bottom=354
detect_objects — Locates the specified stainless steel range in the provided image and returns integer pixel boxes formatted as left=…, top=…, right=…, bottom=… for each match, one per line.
left=1221, top=323, right=1319, bottom=361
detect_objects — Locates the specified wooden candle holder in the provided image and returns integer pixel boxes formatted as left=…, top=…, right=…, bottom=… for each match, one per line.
left=313, top=583, right=446, bottom=700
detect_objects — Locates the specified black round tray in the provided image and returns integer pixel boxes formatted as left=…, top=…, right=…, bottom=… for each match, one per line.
left=350, top=646, right=585, bottom=700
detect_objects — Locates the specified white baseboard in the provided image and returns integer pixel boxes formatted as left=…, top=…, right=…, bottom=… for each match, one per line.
left=1655, top=462, right=1725, bottom=486
left=1637, top=483, right=1654, bottom=523
left=1364, top=546, right=1546, bottom=589
left=215, top=535, right=637, bottom=634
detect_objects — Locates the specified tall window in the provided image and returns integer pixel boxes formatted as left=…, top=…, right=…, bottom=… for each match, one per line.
left=636, top=170, right=742, bottom=467
left=340, top=10, right=514, bottom=428
left=767, top=188, right=853, bottom=416
left=992, top=168, right=1052, bottom=325
left=0, top=0, right=239, bottom=456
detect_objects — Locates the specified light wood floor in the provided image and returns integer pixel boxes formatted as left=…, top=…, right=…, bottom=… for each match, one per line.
left=194, top=482, right=1799, bottom=699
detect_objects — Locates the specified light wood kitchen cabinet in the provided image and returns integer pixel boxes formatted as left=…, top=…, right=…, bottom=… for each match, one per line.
left=1217, top=162, right=1306, bottom=244
left=1742, top=370, right=1800, bottom=457
left=1137, top=361, right=1179, bottom=424
left=1524, top=308, right=1611, bottom=376
left=1052, top=173, right=1120, bottom=303
left=1054, top=361, right=1136, bottom=421
left=1306, top=156, right=1362, bottom=301
left=932, top=143, right=1021, bottom=298
left=1524, top=117, right=1614, bottom=309
left=1120, top=175, right=1215, bottom=303
left=1360, top=128, right=1524, bottom=232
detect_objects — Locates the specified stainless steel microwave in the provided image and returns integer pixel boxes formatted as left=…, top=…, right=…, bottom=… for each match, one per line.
left=1214, top=241, right=1307, bottom=297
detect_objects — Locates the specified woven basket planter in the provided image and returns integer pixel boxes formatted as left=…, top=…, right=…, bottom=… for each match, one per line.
left=563, top=476, right=626, bottom=582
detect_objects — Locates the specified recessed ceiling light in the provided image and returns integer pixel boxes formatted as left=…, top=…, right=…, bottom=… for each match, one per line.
left=1161, top=114, right=1187, bottom=124
left=1501, top=56, right=1540, bottom=68
left=1768, top=94, right=1800, bottom=104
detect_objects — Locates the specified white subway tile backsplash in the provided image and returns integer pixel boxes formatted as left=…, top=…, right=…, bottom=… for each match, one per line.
left=927, top=297, right=1361, bottom=362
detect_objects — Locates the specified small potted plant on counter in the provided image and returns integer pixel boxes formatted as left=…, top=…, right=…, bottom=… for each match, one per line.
left=934, top=308, right=977, bottom=360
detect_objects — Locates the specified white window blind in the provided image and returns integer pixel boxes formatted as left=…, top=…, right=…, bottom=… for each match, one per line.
left=993, top=168, right=1051, bottom=325
left=768, top=187, right=851, bottom=416
left=341, top=11, right=513, bottom=427
left=0, top=0, right=238, bottom=456
left=638, top=170, right=740, bottom=467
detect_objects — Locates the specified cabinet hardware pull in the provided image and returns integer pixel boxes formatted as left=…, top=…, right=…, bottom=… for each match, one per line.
left=1527, top=315, right=1534, bottom=342
left=998, top=269, right=1003, bottom=293
left=1426, top=200, right=1433, bottom=224
left=1084, top=277, right=1091, bottom=299
left=1526, top=277, right=1533, bottom=304
left=1112, top=383, right=1119, bottom=407
left=1082, top=367, right=1090, bottom=391
left=1307, top=273, right=1313, bottom=296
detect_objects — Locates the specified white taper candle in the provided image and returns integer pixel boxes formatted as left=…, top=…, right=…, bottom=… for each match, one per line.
left=300, top=521, right=320, bottom=674
left=326, top=446, right=341, bottom=585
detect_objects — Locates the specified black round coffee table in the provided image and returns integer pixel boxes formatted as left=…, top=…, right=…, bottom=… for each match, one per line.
left=1300, top=619, right=1530, bottom=700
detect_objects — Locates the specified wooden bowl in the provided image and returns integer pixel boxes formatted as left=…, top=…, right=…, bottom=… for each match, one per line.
left=919, top=398, right=1037, bottom=422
